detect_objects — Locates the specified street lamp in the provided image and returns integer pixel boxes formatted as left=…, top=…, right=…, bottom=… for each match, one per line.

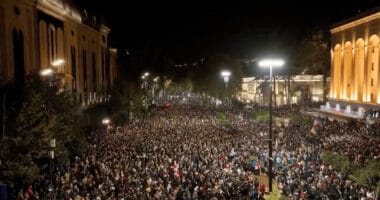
left=102, top=117, right=111, bottom=133
left=220, top=70, right=231, bottom=89
left=141, top=72, right=150, bottom=109
left=49, top=138, right=56, bottom=193
left=153, top=77, right=159, bottom=104
left=40, top=68, right=53, bottom=77
left=221, top=70, right=231, bottom=106
left=51, top=59, right=65, bottom=68
left=258, top=58, right=284, bottom=193
left=102, top=118, right=110, bottom=125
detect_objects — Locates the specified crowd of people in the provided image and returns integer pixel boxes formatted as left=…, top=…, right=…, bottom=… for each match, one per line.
left=20, top=101, right=379, bottom=199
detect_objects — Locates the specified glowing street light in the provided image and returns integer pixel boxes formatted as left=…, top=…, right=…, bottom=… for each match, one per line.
left=40, top=68, right=53, bottom=76
left=258, top=58, right=284, bottom=193
left=51, top=59, right=65, bottom=67
left=102, top=118, right=110, bottom=125
left=220, top=70, right=231, bottom=106
left=220, top=70, right=231, bottom=88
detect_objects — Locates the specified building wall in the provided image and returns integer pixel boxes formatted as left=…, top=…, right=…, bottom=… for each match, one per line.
left=0, top=0, right=116, bottom=105
left=240, top=75, right=327, bottom=106
left=330, top=11, right=380, bottom=105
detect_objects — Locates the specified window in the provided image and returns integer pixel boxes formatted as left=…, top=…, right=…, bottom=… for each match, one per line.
left=92, top=52, right=96, bottom=91
left=48, top=26, right=56, bottom=62
left=83, top=49, right=87, bottom=92
left=372, top=63, right=374, bottom=71
left=101, top=48, right=105, bottom=92
left=371, top=78, right=374, bottom=86
left=70, top=46, right=76, bottom=92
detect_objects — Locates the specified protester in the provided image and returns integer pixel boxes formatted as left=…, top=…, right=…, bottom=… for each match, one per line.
left=25, top=99, right=378, bottom=199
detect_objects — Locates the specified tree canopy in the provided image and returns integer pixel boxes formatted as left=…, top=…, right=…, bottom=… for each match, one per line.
left=191, top=54, right=242, bottom=97
left=0, top=73, right=86, bottom=194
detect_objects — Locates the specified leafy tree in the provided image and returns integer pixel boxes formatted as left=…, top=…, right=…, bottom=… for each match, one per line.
left=322, top=151, right=380, bottom=192
left=0, top=74, right=86, bottom=196
left=350, top=160, right=380, bottom=191
left=321, top=152, right=352, bottom=174
left=191, top=54, right=242, bottom=98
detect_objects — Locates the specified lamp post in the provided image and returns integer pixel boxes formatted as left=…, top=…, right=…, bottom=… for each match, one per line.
left=102, top=117, right=111, bottom=133
left=141, top=72, right=150, bottom=110
left=220, top=70, right=231, bottom=106
left=153, top=77, right=159, bottom=104
left=49, top=139, right=55, bottom=194
left=258, top=58, right=284, bottom=193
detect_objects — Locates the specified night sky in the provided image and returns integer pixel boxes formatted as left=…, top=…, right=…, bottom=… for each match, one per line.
left=77, top=0, right=380, bottom=62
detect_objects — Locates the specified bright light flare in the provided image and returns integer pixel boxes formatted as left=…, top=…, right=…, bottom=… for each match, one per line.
left=102, top=118, right=110, bottom=125
left=40, top=68, right=53, bottom=76
left=51, top=59, right=65, bottom=67
left=258, top=59, right=284, bottom=67
left=220, top=70, right=231, bottom=77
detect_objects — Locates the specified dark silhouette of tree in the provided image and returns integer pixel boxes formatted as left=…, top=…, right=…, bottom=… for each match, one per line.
left=0, top=74, right=86, bottom=197
left=296, top=28, right=330, bottom=102
left=191, top=54, right=242, bottom=98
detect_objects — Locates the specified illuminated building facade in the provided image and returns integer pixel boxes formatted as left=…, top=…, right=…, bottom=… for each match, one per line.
left=0, top=0, right=117, bottom=105
left=330, top=8, right=380, bottom=106
left=240, top=75, right=327, bottom=106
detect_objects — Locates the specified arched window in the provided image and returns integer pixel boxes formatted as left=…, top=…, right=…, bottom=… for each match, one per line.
left=48, top=25, right=56, bottom=62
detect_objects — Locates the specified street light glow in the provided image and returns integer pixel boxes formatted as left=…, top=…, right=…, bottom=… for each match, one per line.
left=258, top=59, right=284, bottom=68
left=51, top=59, right=65, bottom=67
left=144, top=72, right=150, bottom=77
left=40, top=68, right=53, bottom=76
left=154, top=77, right=159, bottom=82
left=220, top=70, right=231, bottom=77
left=102, top=118, right=110, bottom=125
left=258, top=57, right=284, bottom=193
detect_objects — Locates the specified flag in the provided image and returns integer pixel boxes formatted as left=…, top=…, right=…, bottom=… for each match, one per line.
left=310, top=127, right=316, bottom=135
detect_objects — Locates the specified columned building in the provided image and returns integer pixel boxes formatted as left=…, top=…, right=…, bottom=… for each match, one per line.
left=330, top=8, right=380, bottom=107
left=0, top=0, right=117, bottom=105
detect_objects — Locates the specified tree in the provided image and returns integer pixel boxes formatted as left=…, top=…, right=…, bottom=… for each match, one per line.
left=0, top=74, right=86, bottom=197
left=296, top=29, right=330, bottom=102
left=191, top=54, right=242, bottom=98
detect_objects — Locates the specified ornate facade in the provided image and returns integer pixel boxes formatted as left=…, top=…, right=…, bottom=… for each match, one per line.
left=330, top=8, right=380, bottom=106
left=240, top=75, right=327, bottom=106
left=0, top=0, right=117, bottom=105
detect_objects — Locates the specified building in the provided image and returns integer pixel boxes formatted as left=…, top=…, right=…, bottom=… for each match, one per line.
left=329, top=8, right=380, bottom=110
left=0, top=0, right=117, bottom=105
left=240, top=75, right=327, bottom=106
